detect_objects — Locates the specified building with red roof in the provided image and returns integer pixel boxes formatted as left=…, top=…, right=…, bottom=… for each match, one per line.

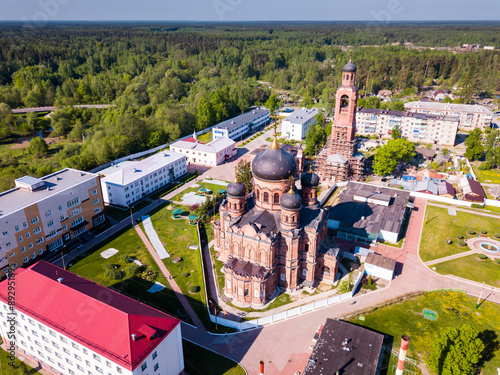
left=0, top=261, right=184, bottom=375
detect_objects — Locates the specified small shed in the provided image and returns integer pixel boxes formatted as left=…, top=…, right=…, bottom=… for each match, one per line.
left=460, top=177, right=486, bottom=203
left=188, top=215, right=199, bottom=225
left=438, top=181, right=455, bottom=198
left=172, top=208, right=183, bottom=219
left=197, top=187, right=212, bottom=196
left=364, top=253, right=396, bottom=280
left=415, top=148, right=436, bottom=161
left=218, top=189, right=226, bottom=195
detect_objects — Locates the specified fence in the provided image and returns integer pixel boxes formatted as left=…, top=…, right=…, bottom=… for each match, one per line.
left=208, top=268, right=365, bottom=331
left=410, top=192, right=477, bottom=207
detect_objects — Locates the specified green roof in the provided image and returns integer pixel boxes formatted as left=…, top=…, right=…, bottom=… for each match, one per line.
left=172, top=208, right=183, bottom=215
left=188, top=215, right=199, bottom=221
left=198, top=187, right=207, bottom=192
left=218, top=189, right=226, bottom=194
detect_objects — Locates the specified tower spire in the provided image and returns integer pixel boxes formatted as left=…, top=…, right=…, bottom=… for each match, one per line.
left=270, top=121, right=280, bottom=150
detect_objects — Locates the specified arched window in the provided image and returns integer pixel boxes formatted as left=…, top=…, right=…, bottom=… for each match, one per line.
left=322, top=266, right=330, bottom=276
left=263, top=192, right=269, bottom=203
left=304, top=243, right=309, bottom=252
left=273, top=193, right=280, bottom=204
left=340, top=95, right=349, bottom=108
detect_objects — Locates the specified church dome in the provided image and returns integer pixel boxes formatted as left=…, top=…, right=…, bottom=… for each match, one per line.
left=280, top=186, right=302, bottom=210
left=301, top=168, right=320, bottom=187
left=252, top=136, right=297, bottom=181
left=343, top=61, right=357, bottom=73
left=226, top=181, right=246, bottom=197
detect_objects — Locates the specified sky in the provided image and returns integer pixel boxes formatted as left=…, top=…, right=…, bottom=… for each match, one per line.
left=1, top=0, right=499, bottom=22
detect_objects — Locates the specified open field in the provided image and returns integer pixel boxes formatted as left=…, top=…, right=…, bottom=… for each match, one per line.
left=176, top=181, right=229, bottom=202
left=419, top=205, right=500, bottom=262
left=347, top=291, right=500, bottom=375
left=183, top=340, right=246, bottom=375
left=68, top=224, right=191, bottom=323
left=473, top=167, right=500, bottom=184
left=0, top=346, right=41, bottom=375
left=433, top=254, right=500, bottom=288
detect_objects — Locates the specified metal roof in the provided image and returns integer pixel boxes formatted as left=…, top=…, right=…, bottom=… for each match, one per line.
left=214, top=108, right=269, bottom=131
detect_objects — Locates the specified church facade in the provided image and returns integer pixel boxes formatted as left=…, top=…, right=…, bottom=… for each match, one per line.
left=315, top=60, right=364, bottom=185
left=213, top=137, right=339, bottom=307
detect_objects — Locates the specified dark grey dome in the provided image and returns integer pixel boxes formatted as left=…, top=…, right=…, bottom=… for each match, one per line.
left=301, top=170, right=320, bottom=187
left=252, top=147, right=297, bottom=181
left=226, top=181, right=246, bottom=197
left=280, top=188, right=302, bottom=210
left=343, top=61, right=357, bottom=72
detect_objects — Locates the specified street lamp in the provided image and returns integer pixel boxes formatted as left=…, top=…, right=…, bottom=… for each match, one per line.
left=128, top=205, right=134, bottom=227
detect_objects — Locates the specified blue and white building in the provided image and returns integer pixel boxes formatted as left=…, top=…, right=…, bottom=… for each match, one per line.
left=212, top=108, right=270, bottom=141
left=281, top=108, right=319, bottom=140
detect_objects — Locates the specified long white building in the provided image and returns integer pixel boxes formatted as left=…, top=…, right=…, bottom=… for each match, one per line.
left=405, top=101, right=493, bottom=131
left=0, top=169, right=105, bottom=276
left=0, top=261, right=184, bottom=375
left=281, top=108, right=319, bottom=140
left=212, top=108, right=270, bottom=140
left=170, top=136, right=236, bottom=166
left=100, top=151, right=187, bottom=207
left=356, top=108, right=459, bottom=146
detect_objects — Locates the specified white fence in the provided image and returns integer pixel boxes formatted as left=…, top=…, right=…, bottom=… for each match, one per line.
left=485, top=199, right=500, bottom=208
left=410, top=191, right=476, bottom=207
left=209, top=269, right=365, bottom=331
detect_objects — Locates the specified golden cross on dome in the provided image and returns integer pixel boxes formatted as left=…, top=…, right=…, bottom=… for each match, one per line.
left=288, top=177, right=295, bottom=194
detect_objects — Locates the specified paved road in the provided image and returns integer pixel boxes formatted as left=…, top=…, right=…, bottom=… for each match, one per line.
left=11, top=104, right=114, bottom=114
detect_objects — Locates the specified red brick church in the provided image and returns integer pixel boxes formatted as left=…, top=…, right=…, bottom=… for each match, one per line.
left=315, top=60, right=364, bottom=184
left=213, top=136, right=339, bottom=307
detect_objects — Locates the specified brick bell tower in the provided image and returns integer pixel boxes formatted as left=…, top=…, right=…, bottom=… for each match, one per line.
left=314, top=59, right=364, bottom=185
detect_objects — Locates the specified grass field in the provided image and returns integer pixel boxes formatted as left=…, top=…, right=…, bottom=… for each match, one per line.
left=419, top=205, right=500, bottom=262
left=68, top=224, right=191, bottom=323
left=347, top=291, right=500, bottom=375
left=433, top=254, right=500, bottom=287
left=183, top=340, right=245, bottom=375
left=175, top=181, right=229, bottom=202
left=473, top=167, right=500, bottom=184
left=0, top=347, right=41, bottom=375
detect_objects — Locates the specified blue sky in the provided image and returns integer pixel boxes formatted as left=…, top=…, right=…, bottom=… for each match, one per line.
left=1, top=0, right=499, bottom=22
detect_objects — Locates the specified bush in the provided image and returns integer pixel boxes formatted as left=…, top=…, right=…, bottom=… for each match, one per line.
left=457, top=235, right=464, bottom=240
left=471, top=204, right=483, bottom=208
left=119, top=254, right=131, bottom=263
left=189, top=285, right=200, bottom=293
left=458, top=240, right=467, bottom=247
left=182, top=272, right=190, bottom=277
left=495, top=233, right=500, bottom=239
left=480, top=230, right=487, bottom=235
left=495, top=258, right=500, bottom=264
left=478, top=254, right=488, bottom=260
left=126, top=264, right=141, bottom=276
left=467, top=230, right=476, bottom=235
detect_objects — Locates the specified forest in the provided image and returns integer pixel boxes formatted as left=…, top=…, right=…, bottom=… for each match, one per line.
left=0, top=22, right=499, bottom=191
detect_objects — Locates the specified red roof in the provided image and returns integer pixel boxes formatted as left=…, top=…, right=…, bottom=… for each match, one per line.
left=0, top=261, right=180, bottom=371
left=183, top=136, right=197, bottom=142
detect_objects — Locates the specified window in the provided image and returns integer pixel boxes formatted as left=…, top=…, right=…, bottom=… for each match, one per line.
left=36, top=237, right=44, bottom=245
left=273, top=193, right=279, bottom=204
left=75, top=354, right=82, bottom=361
left=117, top=367, right=122, bottom=373
left=33, top=227, right=42, bottom=235
left=95, top=366, right=103, bottom=373
left=67, top=197, right=80, bottom=208
left=263, top=192, right=269, bottom=203
left=23, top=221, right=28, bottom=228
left=38, top=249, right=43, bottom=255
left=47, top=220, right=54, bottom=227
left=93, top=198, right=99, bottom=205
left=28, top=243, right=33, bottom=250
left=52, top=342, right=59, bottom=349
left=48, top=238, right=63, bottom=252
left=106, top=360, right=111, bottom=368
left=69, top=207, right=82, bottom=218
left=152, top=351, right=157, bottom=360
left=58, top=205, right=63, bottom=211
left=18, top=235, right=23, bottom=242
left=63, top=224, right=67, bottom=231
left=15, top=225, right=20, bottom=232
left=141, top=362, right=147, bottom=371
left=47, top=230, right=56, bottom=237
left=93, top=354, right=101, bottom=362
left=9, top=252, right=14, bottom=258
left=60, top=215, right=65, bottom=222
left=63, top=348, right=70, bottom=354
left=154, top=363, right=159, bottom=371
left=94, top=207, right=101, bottom=214
left=23, top=257, right=29, bottom=264
left=26, top=232, right=30, bottom=239
left=281, top=274, right=286, bottom=281
left=30, top=216, right=39, bottom=225
left=2, top=231, right=7, bottom=236
left=91, top=188, right=97, bottom=195
left=45, top=210, right=53, bottom=217
left=71, top=216, right=84, bottom=228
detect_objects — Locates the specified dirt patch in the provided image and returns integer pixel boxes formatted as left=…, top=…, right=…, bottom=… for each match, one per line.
left=10, top=136, right=63, bottom=149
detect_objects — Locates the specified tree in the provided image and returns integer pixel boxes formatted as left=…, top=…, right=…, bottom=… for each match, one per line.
left=427, top=324, right=485, bottom=375
left=391, top=124, right=402, bottom=139
left=304, top=122, right=327, bottom=156
left=373, top=138, right=415, bottom=176
left=235, top=160, right=252, bottom=193
left=265, top=94, right=280, bottom=120
left=464, top=128, right=483, bottom=161
left=27, top=136, right=49, bottom=157
left=390, top=100, right=405, bottom=111
left=441, top=148, right=450, bottom=156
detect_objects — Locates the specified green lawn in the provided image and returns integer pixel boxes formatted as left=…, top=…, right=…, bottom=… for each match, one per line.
left=176, top=181, right=229, bottom=202
left=473, top=167, right=500, bottom=184
left=347, top=291, right=500, bottom=375
left=197, top=132, right=213, bottom=143
left=433, top=254, right=500, bottom=288
left=143, top=204, right=209, bottom=325
left=183, top=340, right=246, bottom=375
left=68, top=224, right=191, bottom=323
left=0, top=347, right=41, bottom=375
left=420, top=205, right=500, bottom=262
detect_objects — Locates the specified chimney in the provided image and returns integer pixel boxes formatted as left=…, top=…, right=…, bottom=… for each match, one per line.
left=57, top=278, right=63, bottom=283
left=259, top=360, right=264, bottom=375
left=131, top=334, right=137, bottom=341
left=395, top=335, right=410, bottom=375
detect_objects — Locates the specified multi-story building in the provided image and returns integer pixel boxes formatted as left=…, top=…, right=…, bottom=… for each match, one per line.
left=356, top=108, right=459, bottom=146
left=281, top=108, right=319, bottom=140
left=170, top=136, right=236, bottom=166
left=0, top=261, right=184, bottom=375
left=405, top=101, right=493, bottom=131
left=100, top=151, right=187, bottom=207
left=212, top=108, right=270, bottom=141
left=0, top=169, right=105, bottom=275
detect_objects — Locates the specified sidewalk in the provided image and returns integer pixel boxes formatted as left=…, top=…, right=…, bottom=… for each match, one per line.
left=424, top=249, right=476, bottom=266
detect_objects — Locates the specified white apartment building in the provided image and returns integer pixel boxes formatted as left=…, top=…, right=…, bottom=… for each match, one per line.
left=212, top=108, right=270, bottom=140
left=0, top=261, right=184, bottom=375
left=170, top=136, right=236, bottom=166
left=405, top=101, right=493, bottom=131
left=281, top=108, right=319, bottom=140
left=0, top=169, right=105, bottom=276
left=356, top=108, right=459, bottom=146
left=100, top=151, right=187, bottom=207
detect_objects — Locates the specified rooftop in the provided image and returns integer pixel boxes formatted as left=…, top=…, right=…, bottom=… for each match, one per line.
left=0, top=168, right=99, bottom=217
left=365, top=253, right=396, bottom=271
left=171, top=136, right=235, bottom=154
left=405, top=101, right=493, bottom=115
left=214, top=107, right=269, bottom=132
left=303, top=319, right=384, bottom=375
left=101, top=151, right=185, bottom=187
left=98, top=160, right=140, bottom=177
left=0, top=261, right=180, bottom=371
left=284, top=108, right=319, bottom=124
left=358, top=107, right=459, bottom=122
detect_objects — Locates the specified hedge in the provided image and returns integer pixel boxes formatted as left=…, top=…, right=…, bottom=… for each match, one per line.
left=478, top=254, right=488, bottom=260
left=458, top=240, right=467, bottom=247
left=456, top=235, right=464, bottom=240
left=467, top=230, right=476, bottom=235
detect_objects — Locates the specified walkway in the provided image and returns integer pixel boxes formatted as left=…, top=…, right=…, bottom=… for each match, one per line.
left=425, top=250, right=476, bottom=266
left=141, top=215, right=170, bottom=259
left=133, top=223, right=206, bottom=332
left=429, top=202, right=500, bottom=219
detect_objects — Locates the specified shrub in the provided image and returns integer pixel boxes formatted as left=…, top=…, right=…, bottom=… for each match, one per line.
left=189, top=285, right=200, bottom=293
left=471, top=203, right=483, bottom=208
left=480, top=230, right=487, bottom=235
left=126, top=264, right=141, bottom=276
left=495, top=233, right=500, bottom=239
left=496, top=258, right=500, bottom=264
left=182, top=272, right=190, bottom=277
left=458, top=240, right=467, bottom=247
left=477, top=254, right=488, bottom=260
left=467, top=230, right=476, bottom=235
left=457, top=235, right=464, bottom=240
left=119, top=254, right=131, bottom=263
